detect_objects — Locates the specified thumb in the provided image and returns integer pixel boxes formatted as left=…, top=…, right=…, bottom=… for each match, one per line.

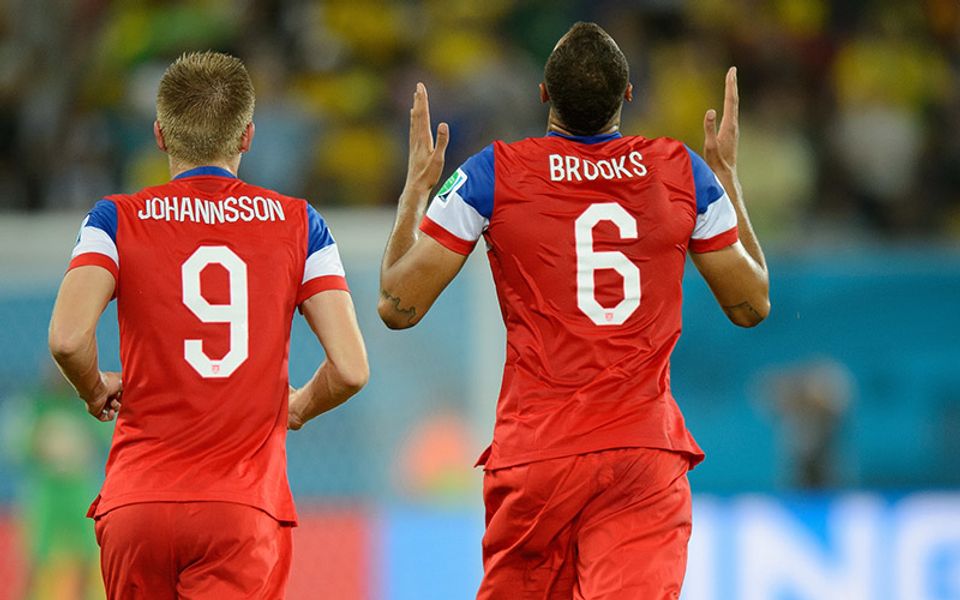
left=434, top=122, right=450, bottom=156
left=703, top=109, right=718, bottom=151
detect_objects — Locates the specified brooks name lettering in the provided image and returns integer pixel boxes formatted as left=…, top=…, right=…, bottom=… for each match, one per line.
left=548, top=151, right=648, bottom=182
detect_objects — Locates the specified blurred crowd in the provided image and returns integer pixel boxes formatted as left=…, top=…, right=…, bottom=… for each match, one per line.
left=1, top=0, right=959, bottom=241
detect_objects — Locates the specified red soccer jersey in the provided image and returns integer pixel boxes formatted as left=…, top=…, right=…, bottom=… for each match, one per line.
left=69, top=166, right=349, bottom=524
left=420, top=133, right=739, bottom=470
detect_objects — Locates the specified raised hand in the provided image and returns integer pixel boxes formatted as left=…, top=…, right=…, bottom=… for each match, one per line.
left=405, top=83, right=450, bottom=193
left=86, top=371, right=122, bottom=422
left=703, top=67, right=739, bottom=174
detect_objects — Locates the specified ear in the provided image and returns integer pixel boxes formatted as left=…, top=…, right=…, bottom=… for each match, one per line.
left=539, top=83, right=549, bottom=104
left=624, top=83, right=633, bottom=103
left=239, top=122, right=255, bottom=153
left=153, top=121, right=167, bottom=152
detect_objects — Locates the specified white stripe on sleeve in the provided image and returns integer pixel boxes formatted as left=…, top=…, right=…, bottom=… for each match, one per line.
left=72, top=226, right=119, bottom=267
left=302, top=243, right=345, bottom=283
left=692, top=190, right=738, bottom=241
left=425, top=191, right=488, bottom=242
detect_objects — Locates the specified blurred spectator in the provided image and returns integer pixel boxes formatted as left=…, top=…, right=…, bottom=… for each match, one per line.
left=2, top=367, right=109, bottom=600
left=757, top=358, right=855, bottom=490
left=0, top=0, right=958, bottom=237
left=395, top=411, right=477, bottom=505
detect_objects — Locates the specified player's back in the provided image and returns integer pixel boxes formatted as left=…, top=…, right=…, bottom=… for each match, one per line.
left=424, top=132, right=737, bottom=469
left=71, top=166, right=346, bottom=523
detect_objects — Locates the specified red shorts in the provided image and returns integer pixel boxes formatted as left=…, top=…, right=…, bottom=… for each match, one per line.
left=478, top=448, right=692, bottom=600
left=94, top=502, right=292, bottom=600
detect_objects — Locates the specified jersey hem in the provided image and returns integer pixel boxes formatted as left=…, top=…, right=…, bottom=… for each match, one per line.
left=477, top=440, right=705, bottom=472
left=419, top=216, right=476, bottom=255
left=87, top=492, right=298, bottom=526
left=689, top=227, right=739, bottom=253
left=68, top=253, right=119, bottom=281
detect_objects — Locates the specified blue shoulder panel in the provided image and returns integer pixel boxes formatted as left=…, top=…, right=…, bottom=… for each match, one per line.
left=684, top=146, right=725, bottom=215
left=86, top=199, right=118, bottom=242
left=448, top=144, right=495, bottom=219
left=306, top=204, right=336, bottom=255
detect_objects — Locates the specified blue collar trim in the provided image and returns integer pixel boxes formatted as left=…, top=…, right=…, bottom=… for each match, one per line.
left=173, top=166, right=237, bottom=180
left=546, top=131, right=623, bottom=144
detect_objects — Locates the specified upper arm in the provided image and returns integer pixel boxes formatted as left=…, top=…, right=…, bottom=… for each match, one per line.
left=50, top=266, right=116, bottom=351
left=690, top=243, right=770, bottom=327
left=299, top=290, right=368, bottom=382
left=50, top=201, right=120, bottom=349
left=296, top=205, right=368, bottom=378
left=378, top=235, right=469, bottom=329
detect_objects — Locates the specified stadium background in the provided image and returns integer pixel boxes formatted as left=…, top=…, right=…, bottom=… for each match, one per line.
left=0, top=0, right=958, bottom=598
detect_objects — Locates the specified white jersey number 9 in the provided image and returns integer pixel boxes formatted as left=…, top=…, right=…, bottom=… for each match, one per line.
left=181, top=246, right=249, bottom=378
left=574, top=203, right=641, bottom=326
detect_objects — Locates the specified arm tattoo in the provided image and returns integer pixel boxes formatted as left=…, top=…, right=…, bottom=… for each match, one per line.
left=722, top=301, right=763, bottom=321
left=380, top=290, right=418, bottom=325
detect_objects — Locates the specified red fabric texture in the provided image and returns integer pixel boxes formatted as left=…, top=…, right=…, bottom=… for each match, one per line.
left=95, top=502, right=292, bottom=600
left=479, top=448, right=693, bottom=600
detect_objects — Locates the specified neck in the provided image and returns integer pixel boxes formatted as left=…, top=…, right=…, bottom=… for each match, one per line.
left=546, top=108, right=621, bottom=137
left=168, top=156, right=241, bottom=179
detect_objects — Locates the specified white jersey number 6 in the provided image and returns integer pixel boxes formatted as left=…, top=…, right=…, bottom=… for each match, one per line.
left=181, top=246, right=249, bottom=378
left=574, top=203, right=641, bottom=326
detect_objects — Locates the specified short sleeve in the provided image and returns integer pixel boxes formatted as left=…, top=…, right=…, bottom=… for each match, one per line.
left=69, top=199, right=119, bottom=279
left=685, top=146, right=739, bottom=253
left=298, top=204, right=349, bottom=305
left=420, top=144, right=495, bottom=256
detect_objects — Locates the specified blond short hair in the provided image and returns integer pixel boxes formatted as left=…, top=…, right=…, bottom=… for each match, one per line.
left=156, top=51, right=255, bottom=165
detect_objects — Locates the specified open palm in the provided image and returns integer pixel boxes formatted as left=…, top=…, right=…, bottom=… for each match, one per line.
left=703, top=67, right=739, bottom=174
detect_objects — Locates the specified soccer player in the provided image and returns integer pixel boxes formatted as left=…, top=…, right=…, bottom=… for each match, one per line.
left=379, top=22, right=769, bottom=599
left=48, top=51, right=368, bottom=599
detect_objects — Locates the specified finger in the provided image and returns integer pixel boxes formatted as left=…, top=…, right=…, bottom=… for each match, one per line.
left=721, top=67, right=739, bottom=133
left=703, top=109, right=718, bottom=151
left=411, top=83, right=433, bottom=149
left=434, top=122, right=450, bottom=158
left=419, top=83, right=435, bottom=150
left=410, top=84, right=425, bottom=144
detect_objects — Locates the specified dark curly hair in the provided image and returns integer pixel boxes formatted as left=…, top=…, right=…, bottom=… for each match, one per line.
left=544, top=22, right=629, bottom=136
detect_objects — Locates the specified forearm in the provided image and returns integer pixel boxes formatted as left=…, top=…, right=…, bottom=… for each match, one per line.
left=289, top=360, right=363, bottom=426
left=717, top=168, right=767, bottom=274
left=50, top=334, right=103, bottom=403
left=379, top=185, right=433, bottom=327
left=381, top=185, right=431, bottom=272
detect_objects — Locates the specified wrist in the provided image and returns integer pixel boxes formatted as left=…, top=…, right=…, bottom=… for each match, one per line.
left=288, top=408, right=304, bottom=430
left=79, top=373, right=105, bottom=405
left=401, top=179, right=435, bottom=197
left=709, top=161, right=737, bottom=178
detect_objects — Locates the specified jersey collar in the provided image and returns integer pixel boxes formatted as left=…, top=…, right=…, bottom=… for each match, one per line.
left=173, top=166, right=238, bottom=180
left=546, top=131, right=623, bottom=144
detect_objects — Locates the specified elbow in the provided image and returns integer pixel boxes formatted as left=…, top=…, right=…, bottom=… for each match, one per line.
left=730, top=296, right=771, bottom=328
left=48, top=325, right=86, bottom=363
left=339, top=359, right=370, bottom=395
left=377, top=296, right=417, bottom=330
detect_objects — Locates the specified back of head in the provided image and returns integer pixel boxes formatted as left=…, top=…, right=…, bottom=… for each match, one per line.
left=156, top=51, right=255, bottom=166
left=544, top=22, right=629, bottom=136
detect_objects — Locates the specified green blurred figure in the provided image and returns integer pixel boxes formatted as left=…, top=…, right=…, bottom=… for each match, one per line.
left=4, top=368, right=108, bottom=600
